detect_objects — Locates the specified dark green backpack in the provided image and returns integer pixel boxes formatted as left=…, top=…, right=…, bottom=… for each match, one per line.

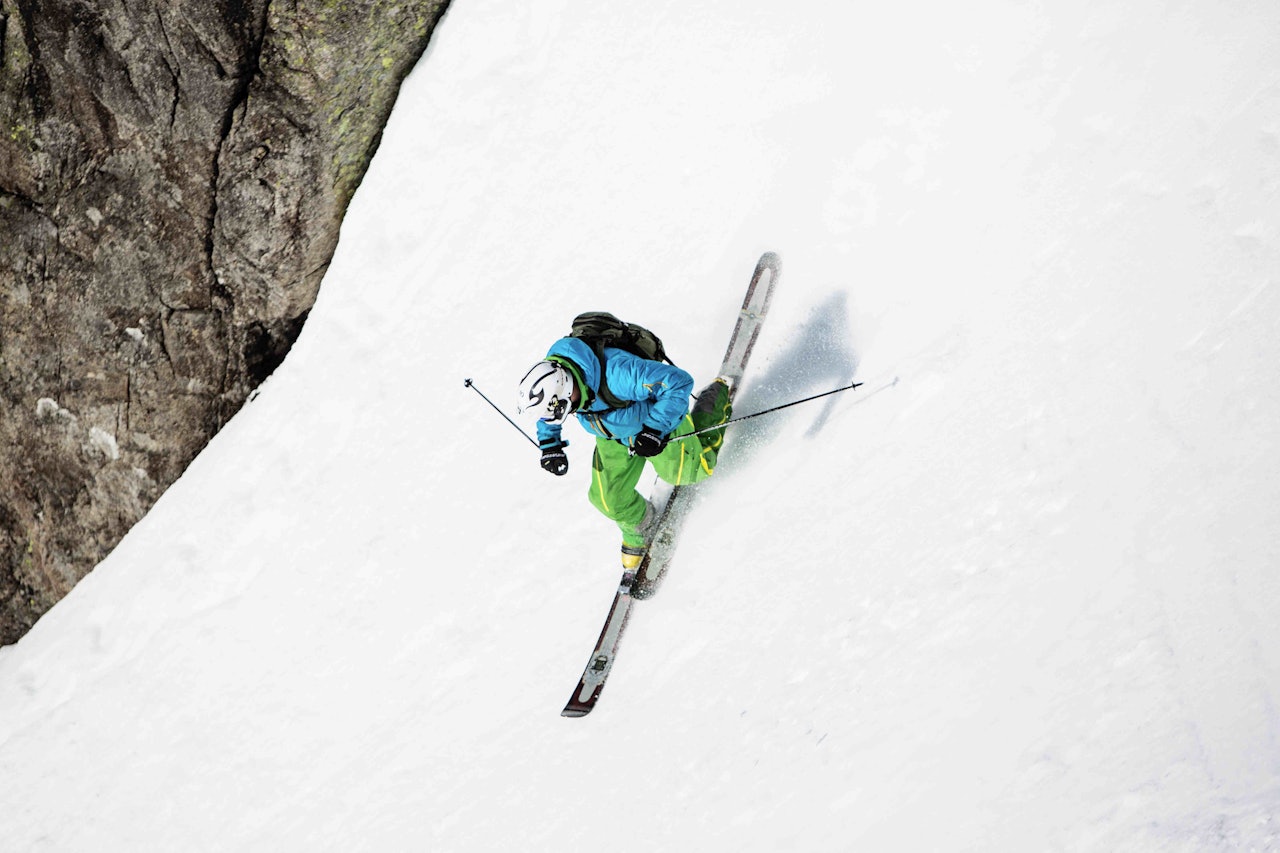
left=569, top=311, right=673, bottom=409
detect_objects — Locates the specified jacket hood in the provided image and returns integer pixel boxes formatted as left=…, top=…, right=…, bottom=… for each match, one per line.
left=545, top=337, right=602, bottom=405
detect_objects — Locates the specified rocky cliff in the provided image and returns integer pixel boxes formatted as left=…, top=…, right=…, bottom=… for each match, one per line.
left=0, top=0, right=450, bottom=644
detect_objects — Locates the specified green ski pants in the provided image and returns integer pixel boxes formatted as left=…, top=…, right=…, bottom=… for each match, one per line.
left=587, top=380, right=731, bottom=548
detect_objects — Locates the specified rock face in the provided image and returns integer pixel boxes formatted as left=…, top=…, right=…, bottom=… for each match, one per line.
left=0, top=0, right=450, bottom=644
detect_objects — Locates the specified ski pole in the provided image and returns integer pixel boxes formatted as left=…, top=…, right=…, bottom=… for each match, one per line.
left=687, top=376, right=898, bottom=438
left=464, top=378, right=539, bottom=448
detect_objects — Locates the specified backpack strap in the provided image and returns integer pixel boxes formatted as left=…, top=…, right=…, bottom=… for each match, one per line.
left=585, top=344, right=628, bottom=409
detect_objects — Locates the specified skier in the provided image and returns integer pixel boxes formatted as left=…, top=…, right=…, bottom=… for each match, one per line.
left=517, top=334, right=732, bottom=569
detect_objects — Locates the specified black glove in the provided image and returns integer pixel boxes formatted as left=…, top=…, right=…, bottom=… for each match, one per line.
left=632, top=426, right=669, bottom=458
left=540, top=441, right=568, bottom=476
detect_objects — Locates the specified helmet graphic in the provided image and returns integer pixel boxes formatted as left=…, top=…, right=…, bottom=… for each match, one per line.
left=517, top=361, right=577, bottom=425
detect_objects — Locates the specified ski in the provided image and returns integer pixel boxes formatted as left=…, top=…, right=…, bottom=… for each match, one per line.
left=561, top=252, right=781, bottom=717
left=560, top=571, right=637, bottom=717
left=631, top=251, right=779, bottom=599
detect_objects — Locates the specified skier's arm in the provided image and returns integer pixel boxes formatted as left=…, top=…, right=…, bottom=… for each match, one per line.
left=536, top=419, right=566, bottom=448
left=535, top=420, right=568, bottom=475
left=607, top=353, right=695, bottom=435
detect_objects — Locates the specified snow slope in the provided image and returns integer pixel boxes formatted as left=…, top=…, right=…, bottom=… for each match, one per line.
left=4, top=1, right=1280, bottom=849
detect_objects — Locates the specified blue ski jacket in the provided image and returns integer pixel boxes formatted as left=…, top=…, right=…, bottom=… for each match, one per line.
left=535, top=337, right=694, bottom=450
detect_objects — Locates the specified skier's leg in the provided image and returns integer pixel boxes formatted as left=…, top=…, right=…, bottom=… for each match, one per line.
left=587, top=437, right=652, bottom=548
left=689, top=377, right=732, bottom=452
left=651, top=414, right=718, bottom=487
left=647, top=378, right=732, bottom=487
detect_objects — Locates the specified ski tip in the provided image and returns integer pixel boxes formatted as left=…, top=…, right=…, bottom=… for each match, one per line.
left=758, top=251, right=781, bottom=270
left=561, top=705, right=592, bottom=718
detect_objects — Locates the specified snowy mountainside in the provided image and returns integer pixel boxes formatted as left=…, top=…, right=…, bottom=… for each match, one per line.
left=2, top=1, right=1279, bottom=850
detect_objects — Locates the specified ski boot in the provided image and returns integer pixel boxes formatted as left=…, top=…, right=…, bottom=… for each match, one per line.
left=619, top=500, right=658, bottom=570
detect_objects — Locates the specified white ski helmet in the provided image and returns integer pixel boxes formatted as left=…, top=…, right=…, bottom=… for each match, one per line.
left=517, top=360, right=577, bottom=424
